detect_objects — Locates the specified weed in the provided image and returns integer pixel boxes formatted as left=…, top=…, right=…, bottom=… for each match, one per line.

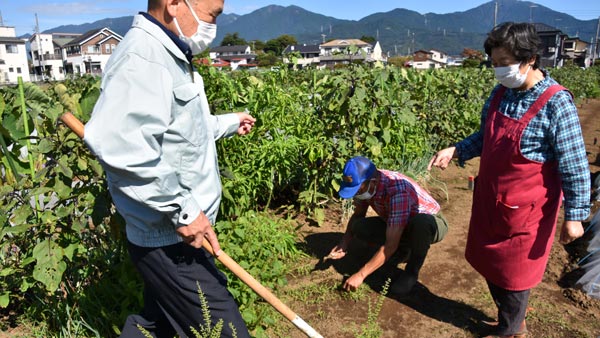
left=286, top=281, right=337, bottom=304
left=341, top=283, right=370, bottom=302
left=351, top=278, right=391, bottom=338
left=341, top=199, right=355, bottom=227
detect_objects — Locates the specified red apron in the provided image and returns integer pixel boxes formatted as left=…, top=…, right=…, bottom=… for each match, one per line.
left=465, top=85, right=566, bottom=291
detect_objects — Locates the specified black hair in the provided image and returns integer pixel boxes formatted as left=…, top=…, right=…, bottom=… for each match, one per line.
left=484, top=22, right=541, bottom=69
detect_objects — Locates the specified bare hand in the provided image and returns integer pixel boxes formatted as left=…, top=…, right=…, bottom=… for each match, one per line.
left=343, top=272, right=365, bottom=292
left=327, top=245, right=347, bottom=260
left=237, top=112, right=256, bottom=135
left=176, top=211, right=222, bottom=255
left=428, top=147, right=456, bottom=171
left=559, top=220, right=584, bottom=244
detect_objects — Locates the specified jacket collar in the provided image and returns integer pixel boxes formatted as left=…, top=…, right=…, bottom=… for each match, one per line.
left=134, top=12, right=193, bottom=64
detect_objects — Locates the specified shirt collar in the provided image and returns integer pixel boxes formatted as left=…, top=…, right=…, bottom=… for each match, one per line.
left=139, top=12, right=193, bottom=63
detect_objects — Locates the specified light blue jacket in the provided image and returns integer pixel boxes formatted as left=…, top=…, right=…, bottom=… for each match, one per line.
left=84, top=14, right=240, bottom=247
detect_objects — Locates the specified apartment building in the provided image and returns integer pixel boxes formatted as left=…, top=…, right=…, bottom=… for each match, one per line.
left=0, top=26, right=30, bottom=84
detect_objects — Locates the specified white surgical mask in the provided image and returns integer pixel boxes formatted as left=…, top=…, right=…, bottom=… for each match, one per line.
left=173, top=0, right=217, bottom=55
left=354, top=181, right=376, bottom=200
left=494, top=63, right=530, bottom=89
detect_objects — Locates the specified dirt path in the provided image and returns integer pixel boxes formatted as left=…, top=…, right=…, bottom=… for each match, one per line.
left=278, top=99, right=600, bottom=338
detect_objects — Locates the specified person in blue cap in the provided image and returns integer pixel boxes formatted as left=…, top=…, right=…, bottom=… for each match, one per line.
left=327, top=156, right=448, bottom=295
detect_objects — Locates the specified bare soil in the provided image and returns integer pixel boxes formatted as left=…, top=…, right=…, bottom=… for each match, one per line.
left=276, top=99, right=600, bottom=338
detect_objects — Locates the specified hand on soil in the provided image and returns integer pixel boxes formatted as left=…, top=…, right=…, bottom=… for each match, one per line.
left=326, top=248, right=346, bottom=260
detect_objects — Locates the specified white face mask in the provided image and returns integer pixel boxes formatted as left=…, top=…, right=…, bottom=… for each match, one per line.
left=354, top=181, right=376, bottom=200
left=173, top=0, right=217, bottom=55
left=494, top=63, right=530, bottom=89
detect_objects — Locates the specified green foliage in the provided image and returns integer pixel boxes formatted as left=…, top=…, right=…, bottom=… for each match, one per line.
left=387, top=56, right=411, bottom=68
left=360, top=36, right=376, bottom=44
left=264, top=34, right=298, bottom=56
left=201, top=65, right=493, bottom=224
left=0, top=75, right=128, bottom=336
left=214, top=211, right=304, bottom=335
left=249, top=40, right=266, bottom=53
left=462, top=58, right=481, bottom=68
left=549, top=64, right=600, bottom=99
left=2, top=65, right=598, bottom=336
left=220, top=32, right=248, bottom=47
left=256, top=52, right=279, bottom=67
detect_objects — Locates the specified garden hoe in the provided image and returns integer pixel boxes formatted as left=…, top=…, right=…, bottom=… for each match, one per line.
left=59, top=112, right=324, bottom=338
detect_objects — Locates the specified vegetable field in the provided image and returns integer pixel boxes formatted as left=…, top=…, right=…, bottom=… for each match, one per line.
left=1, top=64, right=599, bottom=337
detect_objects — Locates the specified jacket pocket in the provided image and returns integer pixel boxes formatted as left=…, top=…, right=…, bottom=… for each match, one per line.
left=172, top=83, right=203, bottom=146
left=492, top=198, right=536, bottom=238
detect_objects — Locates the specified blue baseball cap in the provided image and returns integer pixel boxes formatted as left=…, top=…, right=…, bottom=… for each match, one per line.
left=338, top=156, right=376, bottom=199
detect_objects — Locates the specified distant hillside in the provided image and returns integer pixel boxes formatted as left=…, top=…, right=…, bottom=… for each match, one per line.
left=44, top=16, right=134, bottom=37
left=43, top=13, right=241, bottom=38
left=214, top=5, right=350, bottom=44
left=38, top=0, right=598, bottom=55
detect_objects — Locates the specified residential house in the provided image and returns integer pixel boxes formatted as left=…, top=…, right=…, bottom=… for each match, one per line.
left=365, top=42, right=387, bottom=64
left=562, top=37, right=590, bottom=67
left=0, top=26, right=30, bottom=84
left=63, top=28, right=123, bottom=75
left=446, top=56, right=465, bottom=67
left=319, top=39, right=371, bottom=68
left=29, top=32, right=81, bottom=80
left=209, top=45, right=256, bottom=70
left=195, top=57, right=231, bottom=70
left=411, top=49, right=448, bottom=69
left=282, top=44, right=320, bottom=69
left=317, top=39, right=387, bottom=69
left=534, top=23, right=567, bottom=68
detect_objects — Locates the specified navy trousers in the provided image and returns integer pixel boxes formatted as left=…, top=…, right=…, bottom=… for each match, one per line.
left=120, top=241, right=250, bottom=338
left=487, top=280, right=530, bottom=336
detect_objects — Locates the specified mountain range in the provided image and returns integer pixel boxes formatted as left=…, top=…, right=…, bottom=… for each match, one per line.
left=39, top=0, right=599, bottom=55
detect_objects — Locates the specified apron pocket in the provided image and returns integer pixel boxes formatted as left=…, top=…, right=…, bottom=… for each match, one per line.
left=493, top=199, right=535, bottom=238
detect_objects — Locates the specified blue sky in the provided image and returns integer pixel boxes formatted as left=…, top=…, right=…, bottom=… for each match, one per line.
left=3, top=0, right=599, bottom=36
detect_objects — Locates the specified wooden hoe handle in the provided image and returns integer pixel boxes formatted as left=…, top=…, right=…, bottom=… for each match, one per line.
left=59, top=112, right=323, bottom=338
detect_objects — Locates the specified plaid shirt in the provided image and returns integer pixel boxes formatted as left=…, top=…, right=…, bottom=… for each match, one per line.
left=355, top=170, right=440, bottom=229
left=455, top=72, right=590, bottom=221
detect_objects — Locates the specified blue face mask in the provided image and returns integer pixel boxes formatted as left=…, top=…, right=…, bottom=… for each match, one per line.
left=173, top=0, right=217, bottom=55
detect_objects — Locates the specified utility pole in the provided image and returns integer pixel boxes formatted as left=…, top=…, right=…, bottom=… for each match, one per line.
left=35, top=13, right=45, bottom=81
left=529, top=5, right=538, bottom=24
left=592, top=17, right=600, bottom=67
left=494, top=2, right=498, bottom=28
left=0, top=11, right=4, bottom=26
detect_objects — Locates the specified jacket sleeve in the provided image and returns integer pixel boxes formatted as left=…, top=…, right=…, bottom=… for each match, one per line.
left=84, top=53, right=201, bottom=227
left=208, top=113, right=240, bottom=140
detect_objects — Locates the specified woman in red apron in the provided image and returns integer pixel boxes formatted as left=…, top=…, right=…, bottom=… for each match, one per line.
left=429, top=22, right=589, bottom=338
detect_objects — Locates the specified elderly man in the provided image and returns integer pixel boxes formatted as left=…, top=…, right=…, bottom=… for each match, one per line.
left=84, top=0, right=254, bottom=337
left=328, top=156, right=448, bottom=296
